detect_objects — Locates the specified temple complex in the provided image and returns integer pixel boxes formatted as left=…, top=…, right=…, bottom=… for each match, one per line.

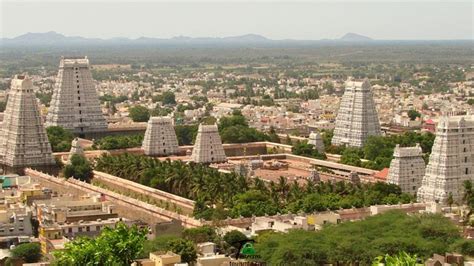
left=0, top=75, right=55, bottom=173
left=191, top=124, right=227, bottom=164
left=418, top=116, right=474, bottom=203
left=142, top=117, right=179, bottom=156
left=46, top=56, right=107, bottom=136
left=331, top=79, right=381, bottom=148
left=387, top=144, right=426, bottom=195
left=308, top=131, right=325, bottom=153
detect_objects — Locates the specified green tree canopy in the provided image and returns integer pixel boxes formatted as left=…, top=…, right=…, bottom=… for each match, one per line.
left=255, top=211, right=462, bottom=265
left=10, top=242, right=42, bottom=263
left=129, top=105, right=150, bottom=122
left=63, top=154, right=93, bottom=182
left=53, top=223, right=146, bottom=265
left=46, top=126, right=74, bottom=152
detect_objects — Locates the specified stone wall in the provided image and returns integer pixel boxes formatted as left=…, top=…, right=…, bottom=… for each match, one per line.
left=25, top=169, right=202, bottom=231
left=92, top=171, right=195, bottom=215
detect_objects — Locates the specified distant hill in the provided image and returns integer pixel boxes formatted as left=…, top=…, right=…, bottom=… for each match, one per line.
left=340, top=32, right=373, bottom=41
left=2, top=31, right=470, bottom=47
left=0, top=32, right=272, bottom=46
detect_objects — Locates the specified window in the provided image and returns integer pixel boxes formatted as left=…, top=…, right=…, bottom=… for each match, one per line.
left=78, top=97, right=81, bottom=100
left=77, top=85, right=80, bottom=88
left=464, top=148, right=467, bottom=152
left=79, top=110, right=82, bottom=114
left=78, top=103, right=81, bottom=107
left=78, top=227, right=82, bottom=232
left=466, top=157, right=468, bottom=163
left=68, top=228, right=72, bottom=233
left=466, top=168, right=469, bottom=175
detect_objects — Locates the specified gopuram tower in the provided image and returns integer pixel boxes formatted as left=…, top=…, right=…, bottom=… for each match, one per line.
left=46, top=57, right=107, bottom=137
left=331, top=79, right=381, bottom=148
left=387, top=144, right=426, bottom=195
left=142, top=117, right=179, bottom=156
left=418, top=116, right=474, bottom=203
left=0, top=75, right=55, bottom=173
left=191, top=124, right=227, bottom=164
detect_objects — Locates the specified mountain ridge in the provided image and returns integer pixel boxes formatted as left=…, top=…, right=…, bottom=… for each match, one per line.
left=1, top=31, right=372, bottom=45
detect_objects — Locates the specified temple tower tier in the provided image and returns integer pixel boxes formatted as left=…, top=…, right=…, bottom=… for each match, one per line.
left=191, top=124, right=227, bottom=164
left=46, top=56, right=107, bottom=135
left=308, top=131, right=325, bottom=154
left=0, top=75, right=55, bottom=171
left=418, top=116, right=474, bottom=203
left=331, top=79, right=381, bottom=148
left=142, top=117, right=179, bottom=156
left=387, top=144, right=426, bottom=195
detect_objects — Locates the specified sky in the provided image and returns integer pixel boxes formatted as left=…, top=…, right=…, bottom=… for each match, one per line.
left=1, top=0, right=473, bottom=40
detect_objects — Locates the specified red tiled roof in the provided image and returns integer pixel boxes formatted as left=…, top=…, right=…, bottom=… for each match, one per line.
left=374, top=168, right=389, bottom=180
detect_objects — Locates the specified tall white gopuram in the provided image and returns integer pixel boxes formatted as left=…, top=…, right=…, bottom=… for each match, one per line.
left=46, top=57, right=107, bottom=135
left=387, top=144, right=426, bottom=195
left=331, top=79, right=381, bottom=148
left=418, top=116, right=474, bottom=203
left=308, top=131, right=325, bottom=154
left=0, top=75, right=55, bottom=172
left=191, top=124, right=227, bottom=164
left=142, top=117, right=179, bottom=156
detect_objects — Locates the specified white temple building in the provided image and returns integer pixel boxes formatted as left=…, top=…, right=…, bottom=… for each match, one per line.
left=308, top=131, right=325, bottom=154
left=191, top=124, right=227, bottom=164
left=142, top=117, right=179, bottom=156
left=69, top=138, right=84, bottom=161
left=331, top=79, right=381, bottom=148
left=387, top=144, right=426, bottom=195
left=0, top=75, right=55, bottom=173
left=418, top=116, right=474, bottom=203
left=46, top=56, right=107, bottom=136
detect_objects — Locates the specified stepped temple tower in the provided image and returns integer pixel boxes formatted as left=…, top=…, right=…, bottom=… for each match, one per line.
left=68, top=138, right=84, bottom=161
left=418, top=116, right=474, bottom=203
left=142, top=117, right=179, bottom=156
left=191, top=124, right=227, bottom=164
left=0, top=75, right=55, bottom=173
left=46, top=57, right=107, bottom=136
left=331, top=79, right=381, bottom=148
left=387, top=144, right=426, bottom=195
left=308, top=131, right=325, bottom=154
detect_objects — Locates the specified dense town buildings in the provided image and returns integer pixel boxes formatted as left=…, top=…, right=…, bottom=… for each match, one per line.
left=46, top=57, right=107, bottom=136
left=332, top=79, right=381, bottom=148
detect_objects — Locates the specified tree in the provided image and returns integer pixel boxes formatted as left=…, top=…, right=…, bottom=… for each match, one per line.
left=408, top=109, right=421, bottom=121
left=46, top=126, right=74, bottom=152
left=10, top=242, right=42, bottom=263
left=340, top=148, right=362, bottom=167
left=373, top=252, right=423, bottom=266
left=63, top=154, right=93, bottom=182
left=255, top=211, right=462, bottom=265
left=54, top=223, right=146, bottom=265
left=463, top=180, right=474, bottom=223
left=223, top=230, right=248, bottom=249
left=129, top=105, right=150, bottom=122
left=162, top=91, right=176, bottom=105
left=182, top=226, right=217, bottom=244
left=167, top=239, right=197, bottom=263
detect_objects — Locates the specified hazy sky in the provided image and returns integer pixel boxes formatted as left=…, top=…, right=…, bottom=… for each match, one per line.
left=1, top=0, right=473, bottom=40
